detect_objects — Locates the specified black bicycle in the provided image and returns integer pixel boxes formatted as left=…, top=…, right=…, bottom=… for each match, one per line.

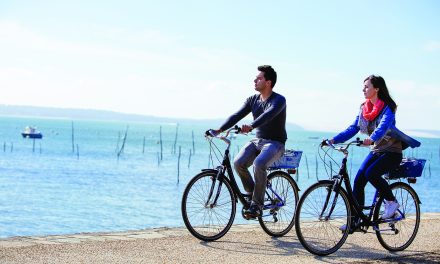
left=295, top=139, right=423, bottom=256
left=181, top=126, right=301, bottom=241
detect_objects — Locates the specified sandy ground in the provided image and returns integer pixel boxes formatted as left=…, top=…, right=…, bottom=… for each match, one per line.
left=1, top=213, right=439, bottom=263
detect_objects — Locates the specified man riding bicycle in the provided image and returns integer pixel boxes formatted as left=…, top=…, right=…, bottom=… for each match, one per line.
left=209, top=65, right=287, bottom=219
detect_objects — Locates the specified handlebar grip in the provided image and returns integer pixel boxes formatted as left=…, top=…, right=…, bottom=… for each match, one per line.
left=355, top=137, right=374, bottom=146
left=234, top=125, right=242, bottom=133
left=205, top=129, right=219, bottom=137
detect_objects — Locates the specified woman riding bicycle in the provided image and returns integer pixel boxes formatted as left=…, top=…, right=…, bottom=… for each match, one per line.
left=327, top=75, right=420, bottom=231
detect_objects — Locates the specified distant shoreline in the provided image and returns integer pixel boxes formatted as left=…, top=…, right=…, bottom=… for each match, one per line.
left=2, top=104, right=440, bottom=138
left=0, top=104, right=303, bottom=130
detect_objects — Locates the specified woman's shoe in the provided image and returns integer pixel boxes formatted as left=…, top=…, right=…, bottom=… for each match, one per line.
left=382, top=200, right=400, bottom=219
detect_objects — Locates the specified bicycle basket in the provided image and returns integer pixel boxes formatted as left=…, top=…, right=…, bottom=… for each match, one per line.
left=388, top=158, right=426, bottom=179
left=268, top=150, right=302, bottom=169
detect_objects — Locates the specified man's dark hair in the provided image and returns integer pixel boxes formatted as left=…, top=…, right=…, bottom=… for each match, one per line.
left=258, top=65, right=277, bottom=88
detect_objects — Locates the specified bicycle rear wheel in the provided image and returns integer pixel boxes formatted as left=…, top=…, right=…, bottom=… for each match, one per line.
left=258, top=171, right=299, bottom=237
left=295, top=181, right=351, bottom=256
left=181, top=171, right=236, bottom=241
left=374, top=182, right=420, bottom=251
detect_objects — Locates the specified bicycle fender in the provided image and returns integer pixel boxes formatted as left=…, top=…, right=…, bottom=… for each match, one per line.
left=316, top=180, right=334, bottom=185
left=390, top=182, right=422, bottom=204
left=201, top=169, right=220, bottom=174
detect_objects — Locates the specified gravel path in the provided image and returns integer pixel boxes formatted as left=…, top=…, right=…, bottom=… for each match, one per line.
left=1, top=213, right=439, bottom=263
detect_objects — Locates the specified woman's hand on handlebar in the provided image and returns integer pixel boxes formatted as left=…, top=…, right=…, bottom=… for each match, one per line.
left=363, top=137, right=374, bottom=146
left=320, top=139, right=334, bottom=147
left=205, top=129, right=221, bottom=137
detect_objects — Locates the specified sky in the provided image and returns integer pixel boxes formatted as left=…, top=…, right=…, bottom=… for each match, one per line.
left=0, top=0, right=439, bottom=132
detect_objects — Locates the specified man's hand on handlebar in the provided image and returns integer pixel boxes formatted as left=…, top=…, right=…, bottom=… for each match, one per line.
left=240, top=124, right=253, bottom=133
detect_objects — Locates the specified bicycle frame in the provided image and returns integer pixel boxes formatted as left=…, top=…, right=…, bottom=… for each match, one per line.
left=205, top=127, right=289, bottom=213
left=322, top=140, right=407, bottom=230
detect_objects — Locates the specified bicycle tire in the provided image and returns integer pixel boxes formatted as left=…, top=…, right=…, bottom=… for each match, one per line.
left=374, top=182, right=420, bottom=251
left=295, top=181, right=351, bottom=256
left=181, top=171, right=236, bottom=241
left=258, top=171, right=299, bottom=237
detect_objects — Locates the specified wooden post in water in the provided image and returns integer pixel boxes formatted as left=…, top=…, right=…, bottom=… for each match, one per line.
left=76, top=144, right=79, bottom=159
left=32, top=139, right=35, bottom=153
left=115, top=131, right=121, bottom=153
left=192, top=130, right=195, bottom=154
left=39, top=141, right=42, bottom=154
left=142, top=136, right=146, bottom=154
left=10, top=142, right=13, bottom=152
left=305, top=154, right=310, bottom=179
left=188, top=149, right=192, bottom=168
left=173, top=124, right=179, bottom=154
left=3, top=142, right=5, bottom=152
left=71, top=121, right=75, bottom=153
left=157, top=152, right=160, bottom=166
left=315, top=155, right=319, bottom=181
left=177, top=146, right=181, bottom=183
left=159, top=126, right=163, bottom=160
left=117, top=125, right=129, bottom=159
left=428, top=162, right=432, bottom=178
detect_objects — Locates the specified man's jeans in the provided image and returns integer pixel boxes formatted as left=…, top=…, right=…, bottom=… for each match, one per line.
left=233, top=138, right=285, bottom=207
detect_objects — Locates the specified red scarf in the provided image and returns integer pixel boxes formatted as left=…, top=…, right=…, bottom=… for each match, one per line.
left=362, top=99, right=385, bottom=121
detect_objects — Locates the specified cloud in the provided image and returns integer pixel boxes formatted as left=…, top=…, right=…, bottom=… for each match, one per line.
left=423, top=41, right=440, bottom=52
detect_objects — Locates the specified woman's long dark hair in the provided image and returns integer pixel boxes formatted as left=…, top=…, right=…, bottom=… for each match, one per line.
left=365, top=75, right=397, bottom=112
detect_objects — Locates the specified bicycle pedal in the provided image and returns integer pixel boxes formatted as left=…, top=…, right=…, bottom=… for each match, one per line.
left=243, top=214, right=258, bottom=221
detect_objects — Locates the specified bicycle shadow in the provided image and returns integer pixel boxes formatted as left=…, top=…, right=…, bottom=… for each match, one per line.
left=199, top=234, right=302, bottom=256
left=198, top=233, right=432, bottom=263
left=326, top=240, right=437, bottom=264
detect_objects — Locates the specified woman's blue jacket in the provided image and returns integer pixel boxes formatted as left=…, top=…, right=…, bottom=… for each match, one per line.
left=333, top=106, right=421, bottom=149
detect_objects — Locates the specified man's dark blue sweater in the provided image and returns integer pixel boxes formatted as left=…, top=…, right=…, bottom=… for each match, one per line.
left=220, top=92, right=287, bottom=144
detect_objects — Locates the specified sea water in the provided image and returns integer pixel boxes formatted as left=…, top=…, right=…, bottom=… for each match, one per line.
left=0, top=116, right=439, bottom=238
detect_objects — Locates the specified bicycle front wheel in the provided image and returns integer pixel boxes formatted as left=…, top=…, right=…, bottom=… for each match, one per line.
left=258, top=171, right=299, bottom=237
left=295, top=181, right=351, bottom=256
left=374, top=182, right=420, bottom=251
left=181, top=171, right=236, bottom=241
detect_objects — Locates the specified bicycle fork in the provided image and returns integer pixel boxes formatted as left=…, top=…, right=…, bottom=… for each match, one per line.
left=205, top=166, right=224, bottom=208
left=320, top=176, right=342, bottom=221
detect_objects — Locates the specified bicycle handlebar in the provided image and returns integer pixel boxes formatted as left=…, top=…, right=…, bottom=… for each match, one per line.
left=205, top=125, right=244, bottom=147
left=205, top=125, right=242, bottom=138
left=321, top=137, right=365, bottom=155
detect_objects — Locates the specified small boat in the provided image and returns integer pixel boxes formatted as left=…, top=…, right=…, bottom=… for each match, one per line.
left=21, top=126, right=43, bottom=139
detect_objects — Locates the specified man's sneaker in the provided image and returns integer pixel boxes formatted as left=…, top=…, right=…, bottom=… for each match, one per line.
left=382, top=200, right=400, bottom=219
left=339, top=220, right=361, bottom=233
left=243, top=193, right=252, bottom=203
left=244, top=204, right=261, bottom=220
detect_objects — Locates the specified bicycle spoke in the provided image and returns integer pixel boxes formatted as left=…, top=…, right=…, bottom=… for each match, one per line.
left=182, top=172, right=236, bottom=241
left=258, top=171, right=299, bottom=237
left=295, top=182, right=350, bottom=256
left=375, top=182, right=420, bottom=251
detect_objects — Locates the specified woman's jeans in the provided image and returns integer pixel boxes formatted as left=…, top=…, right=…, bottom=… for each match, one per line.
left=233, top=138, right=285, bottom=207
left=353, top=151, right=403, bottom=217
